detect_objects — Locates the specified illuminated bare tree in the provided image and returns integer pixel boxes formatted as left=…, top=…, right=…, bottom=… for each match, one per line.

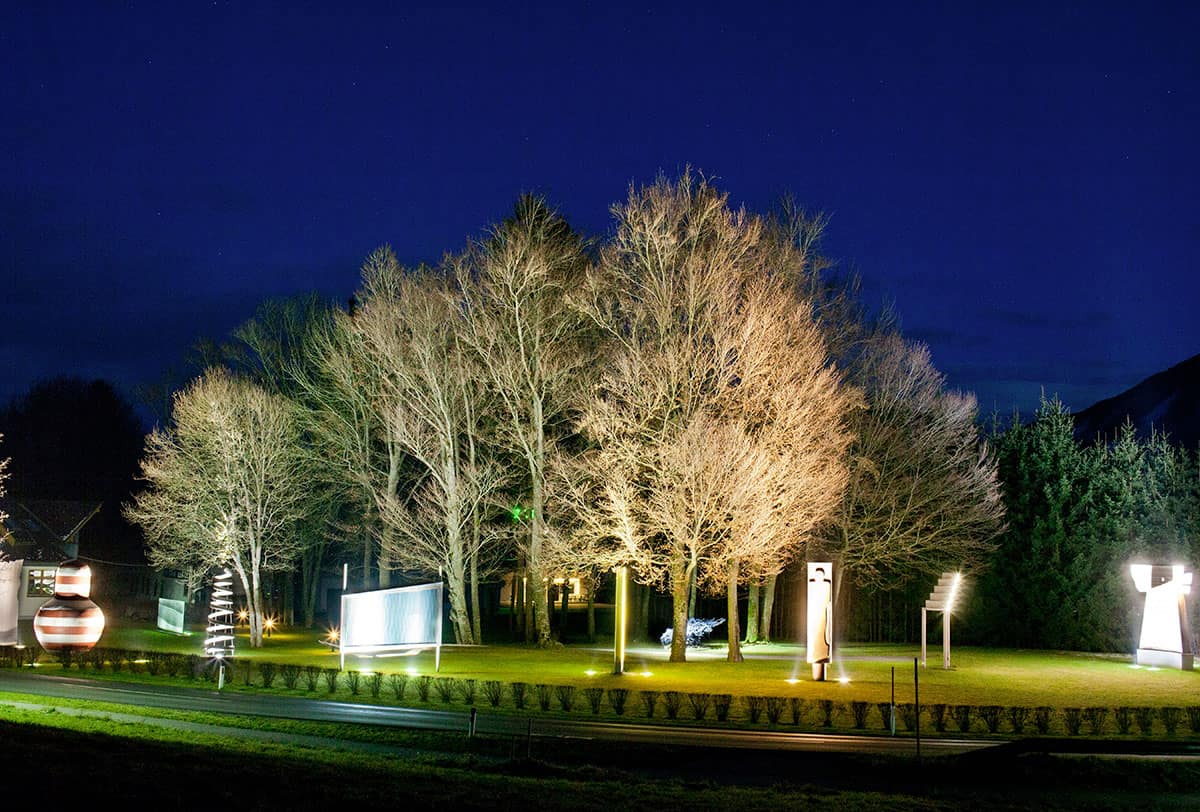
left=578, top=173, right=856, bottom=662
left=351, top=260, right=506, bottom=644
left=126, top=369, right=309, bottom=647
left=816, top=334, right=1004, bottom=589
left=455, top=196, right=593, bottom=646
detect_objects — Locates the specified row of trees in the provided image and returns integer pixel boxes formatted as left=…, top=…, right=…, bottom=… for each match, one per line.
left=127, top=174, right=1005, bottom=656
left=969, top=399, right=1200, bottom=651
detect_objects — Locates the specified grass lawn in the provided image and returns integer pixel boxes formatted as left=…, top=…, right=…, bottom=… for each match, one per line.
left=72, top=618, right=1200, bottom=713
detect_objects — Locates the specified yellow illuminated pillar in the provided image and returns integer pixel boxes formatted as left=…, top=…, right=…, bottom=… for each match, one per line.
left=613, top=566, right=627, bottom=675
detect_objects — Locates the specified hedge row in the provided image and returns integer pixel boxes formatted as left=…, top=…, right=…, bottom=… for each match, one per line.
left=14, top=648, right=1200, bottom=737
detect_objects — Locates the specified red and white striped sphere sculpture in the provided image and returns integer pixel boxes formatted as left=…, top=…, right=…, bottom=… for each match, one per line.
left=33, top=560, right=105, bottom=651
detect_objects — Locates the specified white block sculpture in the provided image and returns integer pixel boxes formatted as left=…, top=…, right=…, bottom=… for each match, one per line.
left=1131, top=564, right=1194, bottom=671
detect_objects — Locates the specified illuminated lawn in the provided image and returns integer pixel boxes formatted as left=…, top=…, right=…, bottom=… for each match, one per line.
left=90, top=620, right=1200, bottom=711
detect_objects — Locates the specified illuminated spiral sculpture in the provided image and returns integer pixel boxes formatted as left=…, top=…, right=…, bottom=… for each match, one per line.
left=33, top=560, right=105, bottom=651
left=204, top=568, right=236, bottom=659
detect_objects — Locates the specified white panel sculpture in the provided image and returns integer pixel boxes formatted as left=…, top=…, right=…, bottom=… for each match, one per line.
left=1131, top=564, right=1194, bottom=671
left=807, top=562, right=833, bottom=681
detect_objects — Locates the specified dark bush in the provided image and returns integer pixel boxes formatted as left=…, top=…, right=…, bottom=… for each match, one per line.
left=607, top=688, right=630, bottom=715
left=1186, top=706, right=1200, bottom=734
left=303, top=665, right=320, bottom=692
left=165, top=654, right=184, bottom=678
left=952, top=705, right=972, bottom=733
left=323, top=668, right=341, bottom=694
left=850, top=701, right=870, bottom=729
left=663, top=690, right=683, bottom=719
left=460, top=678, right=476, bottom=705
left=640, top=690, right=659, bottom=718
left=714, top=693, right=732, bottom=722
left=929, top=703, right=948, bottom=732
left=535, top=684, right=553, bottom=711
left=744, top=695, right=765, bottom=723
left=511, top=682, right=528, bottom=709
left=434, top=678, right=456, bottom=703
left=898, top=703, right=917, bottom=731
left=280, top=664, right=301, bottom=690
left=1161, top=706, right=1182, bottom=735
left=259, top=661, right=277, bottom=689
left=57, top=650, right=72, bottom=670
left=343, top=670, right=361, bottom=696
left=819, top=699, right=839, bottom=728
left=1114, top=706, right=1134, bottom=734
left=877, top=703, right=894, bottom=731
left=185, top=654, right=201, bottom=679
left=1007, top=706, right=1029, bottom=734
left=146, top=652, right=163, bottom=677
left=555, top=685, right=577, bottom=712
left=789, top=697, right=808, bottom=726
left=1083, top=707, right=1108, bottom=735
left=1063, top=707, right=1082, bottom=735
left=979, top=706, right=1003, bottom=734
left=585, top=687, right=605, bottom=714
left=1034, top=706, right=1053, bottom=735
left=766, top=696, right=786, bottom=725
left=687, top=692, right=711, bottom=720
left=482, top=680, right=503, bottom=707
left=368, top=672, right=384, bottom=698
left=389, top=673, right=409, bottom=701
left=415, top=675, right=433, bottom=702
left=1135, top=707, right=1155, bottom=735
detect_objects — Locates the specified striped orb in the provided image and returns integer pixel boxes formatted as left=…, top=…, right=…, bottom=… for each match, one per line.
left=52, top=560, right=93, bottom=598
left=33, top=561, right=105, bottom=651
left=34, top=599, right=105, bottom=651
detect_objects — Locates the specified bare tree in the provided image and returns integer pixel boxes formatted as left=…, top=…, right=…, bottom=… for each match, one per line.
left=125, top=369, right=309, bottom=647
left=0, top=434, right=8, bottom=525
left=816, top=334, right=1004, bottom=590
left=351, top=260, right=506, bottom=644
left=455, top=196, right=593, bottom=646
left=577, top=173, right=857, bottom=662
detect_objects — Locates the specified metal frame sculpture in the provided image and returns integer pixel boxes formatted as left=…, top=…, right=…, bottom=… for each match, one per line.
left=922, top=572, right=961, bottom=669
left=1131, top=564, right=1194, bottom=671
left=204, top=568, right=236, bottom=659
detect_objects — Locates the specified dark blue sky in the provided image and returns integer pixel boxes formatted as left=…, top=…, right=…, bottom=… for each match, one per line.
left=3, top=2, right=1197, bottom=420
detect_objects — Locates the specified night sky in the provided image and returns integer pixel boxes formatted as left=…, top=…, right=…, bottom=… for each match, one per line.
left=4, top=2, right=1198, bottom=423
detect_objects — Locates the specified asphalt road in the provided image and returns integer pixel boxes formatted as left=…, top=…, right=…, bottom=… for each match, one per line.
left=0, top=669, right=990, bottom=757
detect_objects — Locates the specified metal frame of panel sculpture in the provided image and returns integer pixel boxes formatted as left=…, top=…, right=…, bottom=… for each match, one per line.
left=921, top=572, right=961, bottom=669
left=0, top=558, right=23, bottom=646
left=204, top=569, right=236, bottom=659
left=339, top=581, right=444, bottom=671
left=807, top=562, right=833, bottom=681
left=32, top=560, right=105, bottom=651
left=1131, top=564, right=1194, bottom=671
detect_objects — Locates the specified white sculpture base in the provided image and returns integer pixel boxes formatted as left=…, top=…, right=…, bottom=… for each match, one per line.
left=1136, top=648, right=1194, bottom=670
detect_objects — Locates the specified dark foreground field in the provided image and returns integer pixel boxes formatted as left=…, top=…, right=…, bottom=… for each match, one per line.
left=4, top=710, right=1199, bottom=810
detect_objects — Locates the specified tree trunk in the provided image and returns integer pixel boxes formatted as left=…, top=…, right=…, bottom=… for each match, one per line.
left=745, top=582, right=760, bottom=644
left=378, top=551, right=391, bottom=589
left=469, top=544, right=482, bottom=645
left=687, top=566, right=697, bottom=618
left=585, top=571, right=596, bottom=643
left=559, top=578, right=570, bottom=641
left=283, top=569, right=295, bottom=626
left=529, top=442, right=552, bottom=646
left=670, top=564, right=689, bottom=663
left=760, top=572, right=777, bottom=643
left=232, top=559, right=264, bottom=648
left=639, top=581, right=651, bottom=642
left=362, top=534, right=373, bottom=591
left=726, top=559, right=743, bottom=662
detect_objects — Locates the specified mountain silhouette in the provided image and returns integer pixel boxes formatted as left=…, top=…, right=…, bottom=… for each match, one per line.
left=1073, top=353, right=1200, bottom=449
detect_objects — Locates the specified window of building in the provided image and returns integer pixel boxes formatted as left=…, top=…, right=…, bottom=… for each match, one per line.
left=27, top=569, right=55, bottom=598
